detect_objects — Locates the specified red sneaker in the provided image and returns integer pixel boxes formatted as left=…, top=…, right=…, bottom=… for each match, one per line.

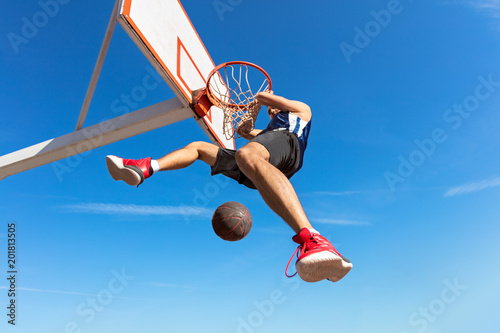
left=286, top=228, right=353, bottom=283
left=106, top=155, right=154, bottom=186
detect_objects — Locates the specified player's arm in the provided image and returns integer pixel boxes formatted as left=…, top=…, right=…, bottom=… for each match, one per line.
left=256, top=91, right=311, bottom=122
left=238, top=128, right=262, bottom=140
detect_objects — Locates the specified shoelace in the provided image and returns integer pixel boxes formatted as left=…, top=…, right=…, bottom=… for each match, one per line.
left=285, top=236, right=316, bottom=278
left=285, top=245, right=301, bottom=278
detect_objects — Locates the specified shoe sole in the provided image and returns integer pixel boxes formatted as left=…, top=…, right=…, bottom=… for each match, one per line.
left=106, top=155, right=142, bottom=186
left=296, top=251, right=353, bottom=283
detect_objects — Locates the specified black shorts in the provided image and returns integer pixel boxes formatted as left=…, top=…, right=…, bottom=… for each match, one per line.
left=210, top=130, right=301, bottom=189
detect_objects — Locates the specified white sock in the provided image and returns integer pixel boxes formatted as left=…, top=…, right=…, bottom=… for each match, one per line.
left=151, top=159, right=160, bottom=173
left=308, top=228, right=320, bottom=235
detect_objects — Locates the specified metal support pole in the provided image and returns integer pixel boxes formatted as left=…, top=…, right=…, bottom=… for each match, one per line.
left=75, top=0, right=121, bottom=131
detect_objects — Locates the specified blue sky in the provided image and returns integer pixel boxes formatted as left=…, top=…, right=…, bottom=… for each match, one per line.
left=1, top=0, right=500, bottom=332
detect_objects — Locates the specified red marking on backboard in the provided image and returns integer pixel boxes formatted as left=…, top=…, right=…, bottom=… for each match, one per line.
left=177, top=37, right=212, bottom=122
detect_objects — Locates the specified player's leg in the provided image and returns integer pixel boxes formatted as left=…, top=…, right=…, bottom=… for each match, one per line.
left=235, top=142, right=310, bottom=234
left=106, top=141, right=219, bottom=186
left=156, top=141, right=218, bottom=170
left=235, top=140, right=352, bottom=283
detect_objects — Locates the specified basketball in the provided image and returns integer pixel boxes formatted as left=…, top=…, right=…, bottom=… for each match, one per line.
left=212, top=202, right=252, bottom=241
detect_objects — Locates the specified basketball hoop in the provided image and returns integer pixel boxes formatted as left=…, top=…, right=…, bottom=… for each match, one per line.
left=205, top=61, right=272, bottom=140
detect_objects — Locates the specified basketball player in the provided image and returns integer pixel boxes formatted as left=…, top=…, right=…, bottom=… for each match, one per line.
left=106, top=91, right=352, bottom=283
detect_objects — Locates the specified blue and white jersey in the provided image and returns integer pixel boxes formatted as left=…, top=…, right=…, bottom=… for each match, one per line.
left=259, top=111, right=311, bottom=171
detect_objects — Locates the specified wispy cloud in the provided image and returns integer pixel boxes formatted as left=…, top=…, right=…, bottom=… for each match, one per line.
left=469, top=0, right=500, bottom=19
left=310, top=190, right=364, bottom=196
left=305, top=189, right=391, bottom=197
left=146, top=282, right=193, bottom=290
left=59, top=203, right=212, bottom=217
left=470, top=0, right=500, bottom=11
left=0, top=286, right=92, bottom=296
left=0, top=286, right=145, bottom=300
left=310, top=218, right=371, bottom=226
left=444, top=177, right=500, bottom=197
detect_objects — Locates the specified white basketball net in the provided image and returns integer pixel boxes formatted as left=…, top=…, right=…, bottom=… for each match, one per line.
left=207, top=63, right=271, bottom=140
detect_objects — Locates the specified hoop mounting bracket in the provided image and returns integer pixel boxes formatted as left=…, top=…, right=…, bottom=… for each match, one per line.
left=191, top=88, right=212, bottom=118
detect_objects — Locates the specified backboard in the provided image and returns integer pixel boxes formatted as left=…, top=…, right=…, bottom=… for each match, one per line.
left=118, top=0, right=234, bottom=149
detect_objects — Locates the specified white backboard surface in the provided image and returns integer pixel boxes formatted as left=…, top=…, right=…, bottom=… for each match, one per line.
left=118, top=0, right=234, bottom=149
